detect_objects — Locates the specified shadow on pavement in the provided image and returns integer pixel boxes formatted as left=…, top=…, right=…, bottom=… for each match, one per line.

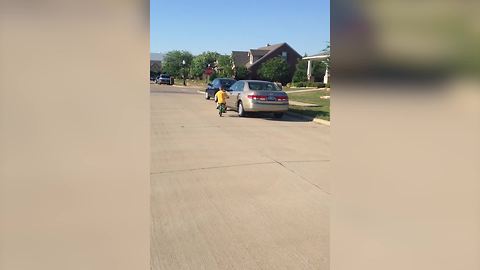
left=235, top=112, right=313, bottom=123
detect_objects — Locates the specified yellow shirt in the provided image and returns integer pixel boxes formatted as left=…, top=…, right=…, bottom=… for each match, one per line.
left=215, top=90, right=229, bottom=104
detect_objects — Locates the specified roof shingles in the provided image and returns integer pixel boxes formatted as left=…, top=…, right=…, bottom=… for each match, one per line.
left=232, top=43, right=300, bottom=69
left=232, top=51, right=249, bottom=67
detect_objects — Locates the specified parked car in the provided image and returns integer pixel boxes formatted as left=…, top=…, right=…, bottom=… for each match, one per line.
left=204, top=78, right=236, bottom=100
left=156, top=74, right=172, bottom=85
left=225, top=80, right=289, bottom=118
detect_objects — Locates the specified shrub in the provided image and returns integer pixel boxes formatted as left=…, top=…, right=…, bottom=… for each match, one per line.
left=295, top=82, right=307, bottom=87
left=306, top=81, right=325, bottom=88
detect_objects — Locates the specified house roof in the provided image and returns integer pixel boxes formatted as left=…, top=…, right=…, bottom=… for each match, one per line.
left=232, top=51, right=249, bottom=67
left=249, top=43, right=301, bottom=69
left=150, top=60, right=162, bottom=66
left=150, top=53, right=164, bottom=61
left=256, top=43, right=285, bottom=51
left=232, top=43, right=302, bottom=69
left=250, top=49, right=269, bottom=56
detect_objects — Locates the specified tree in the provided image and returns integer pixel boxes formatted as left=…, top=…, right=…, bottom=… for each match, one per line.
left=216, top=55, right=234, bottom=78
left=190, top=51, right=220, bottom=79
left=209, top=72, right=218, bottom=82
left=235, top=66, right=249, bottom=80
left=258, top=57, right=290, bottom=84
left=162, top=50, right=193, bottom=78
left=292, top=60, right=308, bottom=83
left=321, top=42, right=330, bottom=75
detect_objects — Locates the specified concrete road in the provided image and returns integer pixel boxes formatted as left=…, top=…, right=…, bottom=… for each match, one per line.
left=151, top=84, right=330, bottom=270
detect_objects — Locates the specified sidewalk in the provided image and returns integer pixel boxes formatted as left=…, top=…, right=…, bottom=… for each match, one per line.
left=289, top=100, right=319, bottom=107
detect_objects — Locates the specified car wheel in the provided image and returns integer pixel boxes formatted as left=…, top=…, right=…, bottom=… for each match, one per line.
left=205, top=91, right=210, bottom=100
left=238, top=101, right=245, bottom=117
left=273, top=112, right=284, bottom=119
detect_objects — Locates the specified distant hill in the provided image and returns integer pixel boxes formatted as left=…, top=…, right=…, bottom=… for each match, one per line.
left=150, top=53, right=164, bottom=61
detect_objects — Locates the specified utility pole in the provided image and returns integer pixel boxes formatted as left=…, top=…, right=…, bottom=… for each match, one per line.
left=182, top=59, right=186, bottom=86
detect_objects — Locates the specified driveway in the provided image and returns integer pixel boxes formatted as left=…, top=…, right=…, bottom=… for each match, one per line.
left=151, top=84, right=330, bottom=270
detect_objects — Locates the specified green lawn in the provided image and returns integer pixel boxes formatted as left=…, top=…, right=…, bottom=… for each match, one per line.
left=287, top=91, right=330, bottom=121
left=284, top=87, right=323, bottom=91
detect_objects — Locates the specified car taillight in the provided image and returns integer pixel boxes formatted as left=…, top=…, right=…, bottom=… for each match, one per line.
left=276, top=96, right=289, bottom=102
left=247, top=95, right=267, bottom=101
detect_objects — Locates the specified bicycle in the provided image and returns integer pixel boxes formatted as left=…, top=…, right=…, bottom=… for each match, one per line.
left=217, top=103, right=226, bottom=117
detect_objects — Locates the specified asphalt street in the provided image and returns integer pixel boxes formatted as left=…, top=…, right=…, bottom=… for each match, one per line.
left=150, top=84, right=330, bottom=270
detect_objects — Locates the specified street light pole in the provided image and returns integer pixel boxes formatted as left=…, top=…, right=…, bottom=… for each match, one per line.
left=207, top=63, right=211, bottom=83
left=182, top=59, right=186, bottom=86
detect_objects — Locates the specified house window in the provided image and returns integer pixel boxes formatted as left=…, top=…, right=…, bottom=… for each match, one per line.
left=281, top=51, right=287, bottom=60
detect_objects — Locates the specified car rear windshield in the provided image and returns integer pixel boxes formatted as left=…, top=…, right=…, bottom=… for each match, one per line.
left=160, top=75, right=170, bottom=78
left=248, top=82, right=281, bottom=91
left=220, top=79, right=235, bottom=87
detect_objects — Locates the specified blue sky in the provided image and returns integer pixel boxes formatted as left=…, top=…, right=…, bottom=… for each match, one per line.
left=150, top=0, right=329, bottom=56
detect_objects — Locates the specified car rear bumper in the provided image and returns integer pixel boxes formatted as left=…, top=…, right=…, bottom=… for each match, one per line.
left=244, top=100, right=289, bottom=112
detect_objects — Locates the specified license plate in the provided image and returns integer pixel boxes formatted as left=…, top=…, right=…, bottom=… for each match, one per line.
left=267, top=96, right=276, bottom=101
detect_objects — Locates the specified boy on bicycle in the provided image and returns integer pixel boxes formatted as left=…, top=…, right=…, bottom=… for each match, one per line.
left=215, top=87, right=229, bottom=117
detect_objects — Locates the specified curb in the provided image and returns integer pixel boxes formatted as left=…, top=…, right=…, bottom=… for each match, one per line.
left=313, top=118, right=331, bottom=126
left=285, top=111, right=330, bottom=126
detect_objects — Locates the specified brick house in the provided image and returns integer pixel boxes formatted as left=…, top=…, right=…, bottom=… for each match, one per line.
left=150, top=60, right=162, bottom=73
left=150, top=53, right=164, bottom=76
left=231, top=43, right=302, bottom=82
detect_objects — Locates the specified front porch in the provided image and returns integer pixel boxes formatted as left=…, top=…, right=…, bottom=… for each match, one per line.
left=303, top=52, right=330, bottom=84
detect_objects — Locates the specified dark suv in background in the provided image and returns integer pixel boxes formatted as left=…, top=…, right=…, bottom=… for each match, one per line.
left=155, top=74, right=172, bottom=85
left=204, top=78, right=236, bottom=100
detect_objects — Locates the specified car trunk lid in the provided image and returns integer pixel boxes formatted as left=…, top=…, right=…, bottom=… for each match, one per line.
left=247, top=91, right=289, bottom=104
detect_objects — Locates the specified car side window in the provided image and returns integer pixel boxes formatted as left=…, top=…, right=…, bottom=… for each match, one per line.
left=212, top=79, right=218, bottom=88
left=235, top=82, right=244, bottom=91
left=229, top=82, right=238, bottom=91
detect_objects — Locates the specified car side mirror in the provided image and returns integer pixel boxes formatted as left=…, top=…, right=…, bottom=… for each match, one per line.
left=208, top=83, right=212, bottom=87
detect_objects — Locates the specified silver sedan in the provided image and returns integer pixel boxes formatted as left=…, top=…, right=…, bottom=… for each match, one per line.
left=225, top=80, right=289, bottom=118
